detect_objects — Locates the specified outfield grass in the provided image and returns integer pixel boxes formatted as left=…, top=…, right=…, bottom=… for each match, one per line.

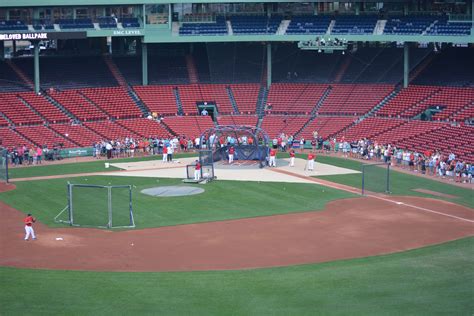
left=314, top=158, right=474, bottom=208
left=0, top=176, right=355, bottom=228
left=1, top=237, right=472, bottom=315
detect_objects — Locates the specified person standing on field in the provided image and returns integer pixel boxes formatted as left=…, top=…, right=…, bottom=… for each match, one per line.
left=228, top=146, right=235, bottom=164
left=194, top=160, right=201, bottom=181
left=24, top=213, right=36, bottom=241
left=307, top=152, right=315, bottom=171
left=289, top=150, right=295, bottom=167
left=269, top=148, right=277, bottom=167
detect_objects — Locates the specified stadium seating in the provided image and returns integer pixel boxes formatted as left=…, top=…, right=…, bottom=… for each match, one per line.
left=426, top=20, right=472, bottom=36
left=120, top=17, right=140, bottom=28
left=13, top=57, right=118, bottom=90
left=217, top=115, right=258, bottom=127
left=0, top=93, right=44, bottom=125
left=229, top=84, right=260, bottom=113
left=19, top=92, right=70, bottom=123
left=162, top=115, right=214, bottom=139
left=98, top=17, right=117, bottom=28
left=298, top=116, right=356, bottom=140
left=57, top=18, right=94, bottom=29
left=0, top=60, right=30, bottom=92
left=336, top=117, right=407, bottom=141
left=286, top=16, right=331, bottom=35
left=134, top=85, right=180, bottom=115
left=261, top=115, right=309, bottom=138
left=180, top=16, right=227, bottom=35
left=80, top=87, right=143, bottom=119
left=49, top=90, right=108, bottom=121
left=384, top=15, right=436, bottom=35
left=50, top=123, right=102, bottom=147
left=32, top=20, right=54, bottom=30
left=0, top=127, right=32, bottom=148
left=15, top=125, right=76, bottom=149
left=84, top=120, right=140, bottom=140
left=230, top=15, right=281, bottom=35
left=116, top=118, right=171, bottom=139
left=266, top=83, right=328, bottom=114
left=318, top=84, right=393, bottom=115
left=0, top=20, right=28, bottom=31
left=413, top=47, right=474, bottom=87
left=332, top=16, right=378, bottom=35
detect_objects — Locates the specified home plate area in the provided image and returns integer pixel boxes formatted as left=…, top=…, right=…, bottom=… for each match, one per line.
left=108, top=157, right=359, bottom=183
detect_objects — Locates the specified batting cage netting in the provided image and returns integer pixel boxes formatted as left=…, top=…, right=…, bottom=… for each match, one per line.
left=185, top=150, right=216, bottom=182
left=361, top=163, right=391, bottom=195
left=0, top=149, right=8, bottom=183
left=55, top=183, right=135, bottom=228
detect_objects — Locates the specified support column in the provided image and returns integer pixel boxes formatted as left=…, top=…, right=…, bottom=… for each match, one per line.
left=142, top=41, right=148, bottom=86
left=34, top=42, right=40, bottom=94
left=169, top=4, right=173, bottom=30
left=403, top=42, right=410, bottom=88
left=266, top=43, right=272, bottom=89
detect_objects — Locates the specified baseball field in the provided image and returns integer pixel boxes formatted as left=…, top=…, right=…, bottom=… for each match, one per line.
left=0, top=153, right=473, bottom=315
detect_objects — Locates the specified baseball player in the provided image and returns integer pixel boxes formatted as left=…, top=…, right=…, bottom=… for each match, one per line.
left=289, top=150, right=295, bottom=167
left=307, top=152, right=316, bottom=171
left=269, top=148, right=277, bottom=167
left=194, top=160, right=201, bottom=181
left=228, top=146, right=235, bottom=164
left=24, top=213, right=36, bottom=241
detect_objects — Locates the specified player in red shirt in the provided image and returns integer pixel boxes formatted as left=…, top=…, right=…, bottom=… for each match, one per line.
left=269, top=148, right=277, bottom=167
left=194, top=160, right=201, bottom=181
left=289, top=150, right=295, bottom=167
left=228, top=146, right=235, bottom=164
left=24, top=213, right=36, bottom=241
left=162, top=145, right=168, bottom=162
left=307, top=152, right=316, bottom=171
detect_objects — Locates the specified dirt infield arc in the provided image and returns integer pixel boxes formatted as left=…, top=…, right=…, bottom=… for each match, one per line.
left=0, top=185, right=472, bottom=272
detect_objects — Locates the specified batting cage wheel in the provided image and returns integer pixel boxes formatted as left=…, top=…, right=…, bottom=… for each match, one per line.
left=54, top=182, right=135, bottom=229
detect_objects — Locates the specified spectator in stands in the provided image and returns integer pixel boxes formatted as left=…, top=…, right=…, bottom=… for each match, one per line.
left=201, top=108, right=208, bottom=116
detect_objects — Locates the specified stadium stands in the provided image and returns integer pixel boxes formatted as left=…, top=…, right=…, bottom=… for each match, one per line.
left=134, top=85, right=180, bottom=115
left=332, top=15, right=378, bottom=35
left=286, top=15, right=331, bottom=35
left=0, top=60, right=31, bottom=92
left=317, top=84, right=393, bottom=115
left=217, top=115, right=258, bottom=127
left=384, top=15, right=436, bottom=35
left=0, top=20, right=28, bottom=31
left=162, top=115, right=214, bottom=139
left=426, top=20, right=472, bottom=36
left=50, top=123, right=102, bottom=147
left=80, top=87, right=142, bottom=119
left=266, top=83, right=328, bottom=114
left=0, top=127, right=31, bottom=148
left=0, top=93, right=44, bottom=125
left=229, top=84, right=260, bottom=114
left=15, top=125, right=77, bottom=148
left=179, top=16, right=227, bottom=35
left=84, top=120, right=140, bottom=140
left=19, top=92, right=70, bottom=123
left=298, top=116, right=356, bottom=139
left=230, top=15, right=281, bottom=35
left=49, top=90, right=108, bottom=121
left=57, top=18, right=94, bottom=29
left=120, top=17, right=140, bottom=28
left=13, top=57, right=118, bottom=90
left=116, top=118, right=171, bottom=139
left=98, top=17, right=118, bottom=29
left=261, top=115, right=309, bottom=138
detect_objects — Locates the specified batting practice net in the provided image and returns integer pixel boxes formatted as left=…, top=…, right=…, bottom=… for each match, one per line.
left=55, top=183, right=135, bottom=228
left=361, top=163, right=391, bottom=195
left=185, top=150, right=215, bottom=181
left=0, top=149, right=8, bottom=183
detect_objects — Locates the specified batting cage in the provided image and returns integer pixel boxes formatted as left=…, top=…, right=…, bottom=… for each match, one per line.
left=185, top=150, right=216, bottom=182
left=361, top=163, right=391, bottom=195
left=0, top=148, right=8, bottom=183
left=54, top=183, right=135, bottom=228
left=200, top=125, right=269, bottom=168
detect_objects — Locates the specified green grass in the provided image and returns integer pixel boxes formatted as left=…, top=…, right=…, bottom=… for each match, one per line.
left=1, top=237, right=472, bottom=315
left=0, top=176, right=355, bottom=228
left=7, top=153, right=197, bottom=179
left=317, top=165, right=474, bottom=208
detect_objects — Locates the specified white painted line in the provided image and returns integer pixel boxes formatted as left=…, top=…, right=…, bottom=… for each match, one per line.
left=368, top=194, right=474, bottom=223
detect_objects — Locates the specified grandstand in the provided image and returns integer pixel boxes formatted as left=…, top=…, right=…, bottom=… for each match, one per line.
left=0, top=0, right=472, bottom=164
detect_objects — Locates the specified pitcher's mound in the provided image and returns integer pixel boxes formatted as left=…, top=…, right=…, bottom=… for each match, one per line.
left=141, top=186, right=205, bottom=197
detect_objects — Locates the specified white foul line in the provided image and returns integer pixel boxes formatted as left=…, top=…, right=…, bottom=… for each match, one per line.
left=367, top=194, right=474, bottom=223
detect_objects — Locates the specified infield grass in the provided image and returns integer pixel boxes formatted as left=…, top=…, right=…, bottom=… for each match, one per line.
left=1, top=237, right=472, bottom=315
left=0, top=176, right=355, bottom=228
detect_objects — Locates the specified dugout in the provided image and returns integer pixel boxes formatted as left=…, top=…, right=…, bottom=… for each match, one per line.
left=200, top=125, right=269, bottom=168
